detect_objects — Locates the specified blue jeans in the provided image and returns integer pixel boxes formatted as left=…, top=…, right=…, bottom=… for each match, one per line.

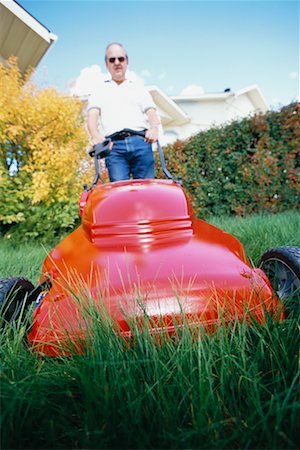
left=105, top=135, right=155, bottom=182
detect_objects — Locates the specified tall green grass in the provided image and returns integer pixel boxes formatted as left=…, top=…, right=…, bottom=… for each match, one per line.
left=1, top=211, right=299, bottom=449
left=1, top=308, right=299, bottom=449
left=0, top=240, right=49, bottom=284
left=209, top=210, right=300, bottom=264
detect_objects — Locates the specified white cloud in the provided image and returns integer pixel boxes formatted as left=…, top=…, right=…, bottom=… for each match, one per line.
left=140, top=69, right=151, bottom=78
left=166, top=85, right=175, bottom=93
left=69, top=65, right=108, bottom=97
left=69, top=65, right=145, bottom=97
left=158, top=71, right=166, bottom=80
left=271, top=97, right=280, bottom=104
left=180, top=84, right=205, bottom=96
left=270, top=97, right=281, bottom=107
left=289, top=71, right=299, bottom=79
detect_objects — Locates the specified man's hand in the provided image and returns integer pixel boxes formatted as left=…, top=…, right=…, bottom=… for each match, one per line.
left=91, top=133, right=105, bottom=146
left=145, top=126, right=158, bottom=143
left=145, top=108, right=160, bottom=143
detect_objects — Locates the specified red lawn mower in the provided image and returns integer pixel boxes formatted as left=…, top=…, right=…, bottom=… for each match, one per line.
left=1, top=130, right=299, bottom=356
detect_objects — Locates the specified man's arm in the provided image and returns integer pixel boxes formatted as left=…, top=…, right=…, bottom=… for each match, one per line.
left=87, top=108, right=109, bottom=174
left=145, top=108, right=160, bottom=143
left=87, top=108, right=105, bottom=145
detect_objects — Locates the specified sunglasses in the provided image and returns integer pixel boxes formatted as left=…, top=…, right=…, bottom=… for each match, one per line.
left=108, top=56, right=126, bottom=64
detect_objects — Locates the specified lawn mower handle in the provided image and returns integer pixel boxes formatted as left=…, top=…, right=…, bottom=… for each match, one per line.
left=85, top=129, right=180, bottom=190
left=88, top=139, right=112, bottom=159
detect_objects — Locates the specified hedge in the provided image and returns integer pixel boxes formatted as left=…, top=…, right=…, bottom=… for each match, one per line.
left=156, top=102, right=299, bottom=217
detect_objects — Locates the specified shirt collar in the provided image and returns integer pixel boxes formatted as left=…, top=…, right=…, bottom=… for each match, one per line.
left=104, top=78, right=132, bottom=85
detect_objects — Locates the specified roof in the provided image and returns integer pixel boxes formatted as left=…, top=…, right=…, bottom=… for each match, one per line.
left=0, top=0, right=57, bottom=73
left=171, top=84, right=269, bottom=112
left=147, top=85, right=190, bottom=127
left=235, top=84, right=269, bottom=112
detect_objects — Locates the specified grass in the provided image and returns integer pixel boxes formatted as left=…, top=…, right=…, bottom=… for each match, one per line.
left=0, top=210, right=299, bottom=449
left=0, top=240, right=49, bottom=284
left=209, top=210, right=300, bottom=264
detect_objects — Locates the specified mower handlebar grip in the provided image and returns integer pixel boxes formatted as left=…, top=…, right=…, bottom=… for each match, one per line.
left=89, top=139, right=112, bottom=158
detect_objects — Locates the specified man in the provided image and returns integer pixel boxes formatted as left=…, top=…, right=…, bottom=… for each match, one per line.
left=87, top=42, right=160, bottom=182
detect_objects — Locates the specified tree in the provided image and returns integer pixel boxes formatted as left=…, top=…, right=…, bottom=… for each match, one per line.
left=0, top=57, right=92, bottom=240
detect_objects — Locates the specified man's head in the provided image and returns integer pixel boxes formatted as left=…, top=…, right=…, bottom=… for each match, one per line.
left=105, top=43, right=128, bottom=84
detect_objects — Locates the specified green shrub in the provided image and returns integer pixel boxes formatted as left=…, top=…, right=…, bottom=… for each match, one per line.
left=1, top=201, right=81, bottom=243
left=157, top=102, right=299, bottom=217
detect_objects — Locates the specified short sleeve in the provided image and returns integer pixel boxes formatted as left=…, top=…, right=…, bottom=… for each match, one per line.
left=138, top=85, right=156, bottom=113
left=87, top=91, right=102, bottom=111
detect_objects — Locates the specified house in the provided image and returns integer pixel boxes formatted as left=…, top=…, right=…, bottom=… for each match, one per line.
left=0, top=0, right=57, bottom=73
left=148, top=84, right=269, bottom=144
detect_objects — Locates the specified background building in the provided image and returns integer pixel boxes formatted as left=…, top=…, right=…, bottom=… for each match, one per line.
left=148, top=84, right=268, bottom=144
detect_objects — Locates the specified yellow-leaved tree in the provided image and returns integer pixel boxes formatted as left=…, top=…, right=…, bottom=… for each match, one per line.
left=0, top=57, right=93, bottom=241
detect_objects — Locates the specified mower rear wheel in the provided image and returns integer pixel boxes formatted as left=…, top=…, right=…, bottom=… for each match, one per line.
left=0, top=277, right=35, bottom=323
left=259, top=246, right=300, bottom=316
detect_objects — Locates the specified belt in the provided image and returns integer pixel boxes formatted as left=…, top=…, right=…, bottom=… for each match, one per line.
left=107, top=128, right=146, bottom=141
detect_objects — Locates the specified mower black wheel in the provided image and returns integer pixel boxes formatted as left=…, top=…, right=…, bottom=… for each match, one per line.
left=259, top=246, right=300, bottom=317
left=0, top=277, right=35, bottom=323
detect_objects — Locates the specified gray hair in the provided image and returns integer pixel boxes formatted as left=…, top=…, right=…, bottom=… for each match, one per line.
left=105, top=42, right=128, bottom=62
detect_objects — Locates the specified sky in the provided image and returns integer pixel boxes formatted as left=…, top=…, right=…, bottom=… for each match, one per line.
left=18, top=0, right=299, bottom=108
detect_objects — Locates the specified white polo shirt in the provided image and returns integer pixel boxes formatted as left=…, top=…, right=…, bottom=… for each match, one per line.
left=88, top=79, right=156, bottom=137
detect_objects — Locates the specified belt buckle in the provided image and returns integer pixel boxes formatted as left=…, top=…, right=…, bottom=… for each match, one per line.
left=117, top=131, right=125, bottom=140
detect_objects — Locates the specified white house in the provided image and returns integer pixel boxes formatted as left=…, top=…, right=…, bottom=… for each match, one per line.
left=0, top=0, right=57, bottom=73
left=148, top=84, right=269, bottom=144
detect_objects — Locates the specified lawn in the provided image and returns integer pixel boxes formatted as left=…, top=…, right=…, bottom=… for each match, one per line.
left=0, top=211, right=299, bottom=449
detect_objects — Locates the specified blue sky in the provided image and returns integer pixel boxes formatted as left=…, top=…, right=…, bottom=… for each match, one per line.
left=19, top=0, right=299, bottom=108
